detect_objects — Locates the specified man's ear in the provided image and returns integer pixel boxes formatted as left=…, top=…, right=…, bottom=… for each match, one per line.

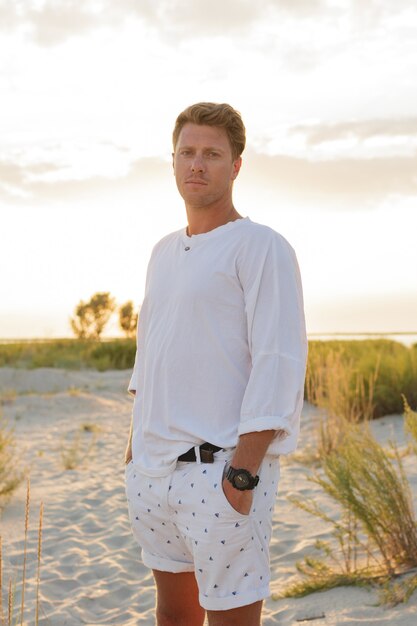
left=231, top=156, right=242, bottom=180
left=172, top=152, right=175, bottom=172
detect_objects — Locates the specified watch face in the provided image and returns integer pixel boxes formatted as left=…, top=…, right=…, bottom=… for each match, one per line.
left=234, top=472, right=250, bottom=488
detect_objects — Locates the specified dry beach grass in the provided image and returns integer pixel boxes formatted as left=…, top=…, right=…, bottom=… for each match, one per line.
left=0, top=480, right=43, bottom=626
left=0, top=340, right=416, bottom=625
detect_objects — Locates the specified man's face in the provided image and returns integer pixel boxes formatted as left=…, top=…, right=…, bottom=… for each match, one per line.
left=172, top=123, right=242, bottom=209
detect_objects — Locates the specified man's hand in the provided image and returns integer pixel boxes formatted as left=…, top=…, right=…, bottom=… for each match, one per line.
left=125, top=415, right=133, bottom=464
left=125, top=444, right=132, bottom=465
left=219, top=429, right=276, bottom=514
left=221, top=475, right=253, bottom=515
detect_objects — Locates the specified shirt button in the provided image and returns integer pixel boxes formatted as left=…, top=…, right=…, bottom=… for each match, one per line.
left=184, top=246, right=190, bottom=251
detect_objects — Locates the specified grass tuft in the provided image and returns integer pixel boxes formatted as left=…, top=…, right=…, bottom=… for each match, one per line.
left=0, top=390, right=17, bottom=407
left=306, top=348, right=379, bottom=460
left=60, top=426, right=98, bottom=470
left=19, top=479, right=30, bottom=626
left=80, top=422, right=101, bottom=434
left=0, top=417, right=24, bottom=505
left=403, top=395, right=417, bottom=453
left=0, top=537, right=3, bottom=624
left=0, top=483, right=44, bottom=625
left=275, top=566, right=374, bottom=599
left=35, top=502, right=43, bottom=626
left=285, top=421, right=417, bottom=602
left=378, top=570, right=417, bottom=607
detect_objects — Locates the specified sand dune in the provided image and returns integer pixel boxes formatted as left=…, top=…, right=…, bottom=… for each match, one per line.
left=1, top=367, right=416, bottom=625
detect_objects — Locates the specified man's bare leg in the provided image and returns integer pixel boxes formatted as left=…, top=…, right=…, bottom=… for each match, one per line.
left=207, top=600, right=263, bottom=626
left=153, top=570, right=205, bottom=626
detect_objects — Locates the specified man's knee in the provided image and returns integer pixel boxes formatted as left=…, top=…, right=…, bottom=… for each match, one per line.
left=156, top=606, right=203, bottom=626
left=153, top=570, right=205, bottom=626
left=155, top=607, right=178, bottom=626
left=207, top=600, right=263, bottom=626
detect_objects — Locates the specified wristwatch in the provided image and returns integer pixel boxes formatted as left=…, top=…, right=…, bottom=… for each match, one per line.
left=225, top=464, right=259, bottom=491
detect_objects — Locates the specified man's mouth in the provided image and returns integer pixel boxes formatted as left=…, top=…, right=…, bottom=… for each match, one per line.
left=186, top=179, right=207, bottom=185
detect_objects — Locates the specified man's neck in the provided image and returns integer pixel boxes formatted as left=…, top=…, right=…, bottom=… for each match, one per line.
left=186, top=205, right=243, bottom=236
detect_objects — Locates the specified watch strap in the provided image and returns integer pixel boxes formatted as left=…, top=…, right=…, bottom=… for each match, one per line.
left=225, top=465, right=259, bottom=490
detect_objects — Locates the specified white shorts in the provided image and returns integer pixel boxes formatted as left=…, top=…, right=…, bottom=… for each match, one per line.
left=125, top=450, right=280, bottom=611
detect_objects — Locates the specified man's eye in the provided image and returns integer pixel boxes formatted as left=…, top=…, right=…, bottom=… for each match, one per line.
left=180, top=150, right=191, bottom=156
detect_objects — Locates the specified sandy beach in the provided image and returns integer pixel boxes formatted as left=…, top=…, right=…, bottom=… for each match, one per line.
left=1, top=366, right=416, bottom=625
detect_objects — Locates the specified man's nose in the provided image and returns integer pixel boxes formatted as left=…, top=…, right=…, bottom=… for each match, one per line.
left=191, top=155, right=204, bottom=172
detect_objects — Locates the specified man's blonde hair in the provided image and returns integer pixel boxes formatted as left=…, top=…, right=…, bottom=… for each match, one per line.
left=172, top=102, right=246, bottom=160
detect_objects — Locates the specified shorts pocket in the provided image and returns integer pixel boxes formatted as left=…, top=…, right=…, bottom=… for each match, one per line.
left=124, top=460, right=135, bottom=485
left=216, top=462, right=251, bottom=519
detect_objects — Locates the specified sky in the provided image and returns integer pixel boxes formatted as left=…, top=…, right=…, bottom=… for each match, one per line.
left=1, top=0, right=417, bottom=338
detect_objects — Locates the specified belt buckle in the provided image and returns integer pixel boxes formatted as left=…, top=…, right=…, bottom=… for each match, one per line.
left=200, top=449, right=214, bottom=463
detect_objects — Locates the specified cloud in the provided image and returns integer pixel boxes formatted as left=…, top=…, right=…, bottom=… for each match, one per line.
left=0, top=158, right=65, bottom=184
left=26, top=3, right=99, bottom=46
left=244, top=149, right=417, bottom=206
left=290, top=118, right=417, bottom=146
left=350, top=0, right=415, bottom=27
left=2, top=147, right=417, bottom=209
left=0, top=0, right=99, bottom=45
left=130, top=0, right=278, bottom=39
left=0, top=0, right=357, bottom=46
left=0, top=155, right=170, bottom=204
left=0, top=0, right=115, bottom=45
left=0, top=0, right=269, bottom=44
left=0, top=160, right=25, bottom=188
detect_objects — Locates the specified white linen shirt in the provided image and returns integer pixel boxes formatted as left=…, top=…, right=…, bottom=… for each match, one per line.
left=128, top=217, right=308, bottom=476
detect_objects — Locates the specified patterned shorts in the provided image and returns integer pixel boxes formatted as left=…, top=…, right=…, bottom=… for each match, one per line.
left=125, top=449, right=280, bottom=611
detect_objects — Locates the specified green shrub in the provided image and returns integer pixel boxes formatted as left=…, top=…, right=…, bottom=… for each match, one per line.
left=0, top=339, right=136, bottom=371
left=307, top=340, right=417, bottom=418
left=286, top=423, right=417, bottom=600
left=90, top=340, right=136, bottom=370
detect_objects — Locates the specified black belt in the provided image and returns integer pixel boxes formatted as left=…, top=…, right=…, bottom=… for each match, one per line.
left=178, top=442, right=223, bottom=463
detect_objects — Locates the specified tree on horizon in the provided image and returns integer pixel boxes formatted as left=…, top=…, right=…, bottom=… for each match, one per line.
left=70, top=292, right=116, bottom=340
left=119, top=301, right=138, bottom=338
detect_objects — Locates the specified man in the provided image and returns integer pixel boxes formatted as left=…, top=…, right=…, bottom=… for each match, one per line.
left=125, top=102, right=307, bottom=626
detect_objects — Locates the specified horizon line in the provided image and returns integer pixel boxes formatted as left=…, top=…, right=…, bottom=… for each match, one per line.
left=0, top=331, right=416, bottom=344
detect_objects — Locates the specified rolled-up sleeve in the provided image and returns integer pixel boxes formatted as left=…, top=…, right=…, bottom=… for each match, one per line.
left=237, top=231, right=308, bottom=454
